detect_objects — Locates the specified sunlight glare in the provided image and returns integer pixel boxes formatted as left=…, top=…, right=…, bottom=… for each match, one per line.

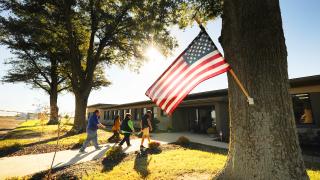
left=145, top=46, right=164, bottom=61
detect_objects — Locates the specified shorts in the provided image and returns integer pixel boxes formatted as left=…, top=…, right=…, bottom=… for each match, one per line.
left=142, top=127, right=150, bottom=136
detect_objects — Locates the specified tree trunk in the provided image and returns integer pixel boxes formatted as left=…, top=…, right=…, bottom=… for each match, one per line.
left=47, top=58, right=59, bottom=125
left=71, top=92, right=89, bottom=133
left=216, top=0, right=308, bottom=179
left=47, top=91, right=59, bottom=125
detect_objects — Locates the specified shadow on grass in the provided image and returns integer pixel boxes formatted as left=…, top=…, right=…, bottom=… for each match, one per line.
left=172, top=142, right=228, bottom=155
left=5, top=129, right=42, bottom=139
left=0, top=133, right=71, bottom=158
left=0, top=143, right=22, bottom=157
left=101, top=144, right=127, bottom=173
left=29, top=164, right=80, bottom=180
left=134, top=153, right=151, bottom=178
left=0, top=128, right=14, bottom=132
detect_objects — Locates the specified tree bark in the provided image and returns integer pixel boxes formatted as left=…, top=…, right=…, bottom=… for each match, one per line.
left=71, top=91, right=90, bottom=133
left=47, top=59, right=59, bottom=125
left=47, top=91, right=59, bottom=125
left=216, top=0, right=308, bottom=179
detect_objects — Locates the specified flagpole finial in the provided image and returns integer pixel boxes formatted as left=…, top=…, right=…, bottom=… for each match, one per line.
left=194, top=16, right=201, bottom=26
left=194, top=16, right=205, bottom=31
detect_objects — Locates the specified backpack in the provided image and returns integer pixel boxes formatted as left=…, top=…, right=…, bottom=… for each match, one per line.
left=120, top=118, right=132, bottom=133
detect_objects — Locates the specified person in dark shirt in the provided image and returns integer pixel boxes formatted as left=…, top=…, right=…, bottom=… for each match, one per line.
left=119, top=113, right=135, bottom=147
left=80, top=110, right=106, bottom=153
left=140, top=110, right=153, bottom=149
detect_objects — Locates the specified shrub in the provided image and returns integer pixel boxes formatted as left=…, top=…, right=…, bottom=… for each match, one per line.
left=71, top=137, right=85, bottom=149
left=176, top=136, right=190, bottom=146
left=105, top=146, right=125, bottom=161
left=148, top=141, right=161, bottom=150
left=78, top=137, right=85, bottom=145
left=206, top=127, right=217, bottom=134
left=148, top=141, right=161, bottom=154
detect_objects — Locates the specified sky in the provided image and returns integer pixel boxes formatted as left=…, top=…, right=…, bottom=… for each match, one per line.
left=0, top=0, right=319, bottom=115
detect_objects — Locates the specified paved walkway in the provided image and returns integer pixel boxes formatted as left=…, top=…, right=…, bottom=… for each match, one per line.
left=0, top=132, right=227, bottom=179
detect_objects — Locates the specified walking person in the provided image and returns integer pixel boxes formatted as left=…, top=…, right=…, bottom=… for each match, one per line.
left=79, top=110, right=106, bottom=153
left=140, top=110, right=153, bottom=149
left=108, top=115, right=121, bottom=143
left=119, top=113, right=135, bottom=147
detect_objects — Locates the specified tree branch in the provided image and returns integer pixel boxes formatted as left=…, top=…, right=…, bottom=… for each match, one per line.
left=33, top=80, right=50, bottom=94
left=23, top=49, right=52, bottom=85
left=57, top=85, right=71, bottom=93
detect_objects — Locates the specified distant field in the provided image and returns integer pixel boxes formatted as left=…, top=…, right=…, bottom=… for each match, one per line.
left=0, top=116, right=23, bottom=138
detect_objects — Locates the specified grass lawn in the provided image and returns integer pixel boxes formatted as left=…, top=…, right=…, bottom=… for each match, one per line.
left=0, top=116, right=22, bottom=138
left=88, top=148, right=227, bottom=180
left=0, top=119, right=114, bottom=157
left=26, top=143, right=320, bottom=180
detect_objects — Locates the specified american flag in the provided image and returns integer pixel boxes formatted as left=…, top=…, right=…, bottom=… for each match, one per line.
left=145, top=29, right=230, bottom=115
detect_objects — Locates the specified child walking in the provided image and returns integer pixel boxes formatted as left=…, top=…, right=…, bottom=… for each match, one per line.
left=119, top=113, right=135, bottom=147
left=108, top=115, right=121, bottom=143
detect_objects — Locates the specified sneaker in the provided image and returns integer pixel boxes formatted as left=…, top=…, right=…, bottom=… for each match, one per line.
left=140, top=145, right=145, bottom=149
left=95, top=146, right=102, bottom=150
left=79, top=149, right=86, bottom=153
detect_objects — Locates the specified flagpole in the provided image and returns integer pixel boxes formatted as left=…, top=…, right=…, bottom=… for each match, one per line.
left=228, top=69, right=254, bottom=104
left=194, top=16, right=254, bottom=105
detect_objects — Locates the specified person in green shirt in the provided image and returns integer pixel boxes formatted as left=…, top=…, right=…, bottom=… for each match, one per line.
left=119, top=113, right=135, bottom=147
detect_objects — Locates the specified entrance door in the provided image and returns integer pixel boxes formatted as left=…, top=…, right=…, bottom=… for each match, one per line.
left=189, top=106, right=214, bottom=133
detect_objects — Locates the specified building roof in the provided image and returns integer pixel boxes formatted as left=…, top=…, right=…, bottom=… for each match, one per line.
left=87, top=74, right=320, bottom=109
left=87, top=89, right=228, bottom=109
left=87, top=103, right=117, bottom=108
left=290, top=74, right=320, bottom=87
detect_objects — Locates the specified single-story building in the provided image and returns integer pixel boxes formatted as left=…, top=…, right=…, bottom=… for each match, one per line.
left=87, top=75, right=320, bottom=145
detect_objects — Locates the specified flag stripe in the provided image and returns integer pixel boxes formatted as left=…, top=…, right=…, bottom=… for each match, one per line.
left=151, top=60, right=189, bottom=99
left=153, top=54, right=222, bottom=104
left=147, top=58, right=185, bottom=97
left=166, top=65, right=230, bottom=114
left=159, top=59, right=227, bottom=110
left=146, top=48, right=188, bottom=96
left=157, top=56, right=224, bottom=108
left=146, top=29, right=230, bottom=114
left=151, top=51, right=220, bottom=102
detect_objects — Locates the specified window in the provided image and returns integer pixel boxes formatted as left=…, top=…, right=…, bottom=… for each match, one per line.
left=120, top=109, right=124, bottom=119
left=153, top=107, right=158, bottom=118
left=104, top=111, right=108, bottom=120
left=143, top=108, right=147, bottom=114
left=111, top=110, right=114, bottom=120
left=292, top=94, right=314, bottom=125
left=114, top=110, right=118, bottom=118
left=211, top=110, right=216, bottom=127
left=133, top=108, right=141, bottom=120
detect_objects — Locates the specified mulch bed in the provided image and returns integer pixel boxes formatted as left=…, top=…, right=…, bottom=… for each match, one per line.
left=25, top=143, right=225, bottom=180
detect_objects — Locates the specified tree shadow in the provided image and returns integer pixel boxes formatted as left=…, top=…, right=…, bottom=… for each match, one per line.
left=0, top=133, right=71, bottom=158
left=0, top=143, right=22, bottom=157
left=171, top=142, right=228, bottom=155
left=5, top=129, right=42, bottom=139
left=0, top=128, right=14, bottom=132
left=133, top=153, right=151, bottom=178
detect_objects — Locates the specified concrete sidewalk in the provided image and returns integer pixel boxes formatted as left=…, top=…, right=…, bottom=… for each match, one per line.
left=0, top=132, right=227, bottom=179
